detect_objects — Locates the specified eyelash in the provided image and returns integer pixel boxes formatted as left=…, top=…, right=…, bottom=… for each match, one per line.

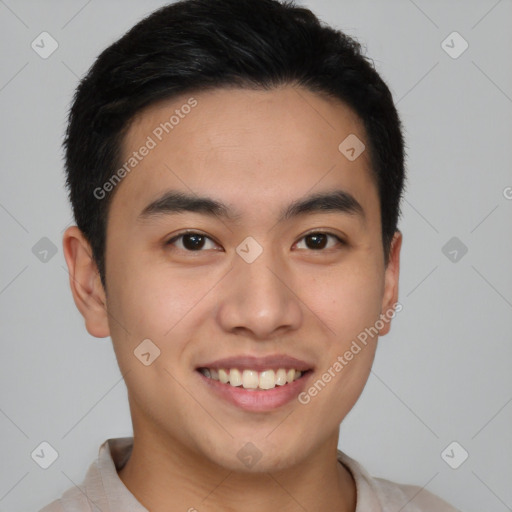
left=165, top=230, right=346, bottom=252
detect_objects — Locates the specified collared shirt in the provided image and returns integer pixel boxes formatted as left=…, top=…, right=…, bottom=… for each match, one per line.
left=39, top=437, right=460, bottom=511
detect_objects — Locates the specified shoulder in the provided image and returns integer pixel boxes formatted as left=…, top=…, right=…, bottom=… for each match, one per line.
left=337, top=450, right=461, bottom=512
left=373, top=476, right=462, bottom=511
left=38, top=484, right=94, bottom=512
left=37, top=437, right=137, bottom=512
left=38, top=499, right=65, bottom=512
left=37, top=454, right=103, bottom=511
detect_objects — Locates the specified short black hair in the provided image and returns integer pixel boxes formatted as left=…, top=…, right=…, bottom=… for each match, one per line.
left=64, top=0, right=406, bottom=289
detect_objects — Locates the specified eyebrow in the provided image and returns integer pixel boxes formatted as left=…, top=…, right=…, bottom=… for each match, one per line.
left=138, top=189, right=365, bottom=224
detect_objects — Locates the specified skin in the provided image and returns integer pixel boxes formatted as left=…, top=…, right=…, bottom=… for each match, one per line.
left=63, top=85, right=402, bottom=512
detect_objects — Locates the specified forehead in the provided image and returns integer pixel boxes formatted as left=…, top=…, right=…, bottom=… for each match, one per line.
left=109, top=86, right=378, bottom=227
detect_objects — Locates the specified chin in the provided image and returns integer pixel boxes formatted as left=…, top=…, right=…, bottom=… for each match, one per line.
left=194, top=430, right=312, bottom=474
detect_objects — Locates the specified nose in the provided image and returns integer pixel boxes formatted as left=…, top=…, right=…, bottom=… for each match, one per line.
left=215, top=245, right=303, bottom=340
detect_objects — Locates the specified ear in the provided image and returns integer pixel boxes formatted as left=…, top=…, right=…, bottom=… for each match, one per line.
left=379, top=230, right=402, bottom=336
left=62, top=226, right=110, bottom=338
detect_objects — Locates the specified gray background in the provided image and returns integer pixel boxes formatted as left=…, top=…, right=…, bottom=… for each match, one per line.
left=1, top=0, right=511, bottom=510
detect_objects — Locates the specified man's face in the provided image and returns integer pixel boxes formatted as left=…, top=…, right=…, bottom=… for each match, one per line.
left=90, top=86, right=400, bottom=471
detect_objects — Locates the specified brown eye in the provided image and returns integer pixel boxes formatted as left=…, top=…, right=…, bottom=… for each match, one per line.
left=295, top=232, right=344, bottom=251
left=166, top=232, right=218, bottom=251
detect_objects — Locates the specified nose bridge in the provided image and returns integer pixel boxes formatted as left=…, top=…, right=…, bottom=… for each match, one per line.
left=240, top=246, right=284, bottom=302
left=216, top=241, right=302, bottom=337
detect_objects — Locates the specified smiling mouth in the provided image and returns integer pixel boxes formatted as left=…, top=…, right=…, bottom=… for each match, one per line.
left=197, top=367, right=311, bottom=391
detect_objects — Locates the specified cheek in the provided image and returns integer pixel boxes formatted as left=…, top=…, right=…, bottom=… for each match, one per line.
left=105, top=248, right=219, bottom=360
left=301, top=261, right=383, bottom=342
left=297, top=268, right=382, bottom=424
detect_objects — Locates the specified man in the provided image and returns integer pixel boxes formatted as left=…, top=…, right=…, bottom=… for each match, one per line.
left=40, top=0, right=460, bottom=510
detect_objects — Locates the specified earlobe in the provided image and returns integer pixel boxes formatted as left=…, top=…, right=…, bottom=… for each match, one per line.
left=62, top=226, right=110, bottom=338
left=379, top=230, right=402, bottom=336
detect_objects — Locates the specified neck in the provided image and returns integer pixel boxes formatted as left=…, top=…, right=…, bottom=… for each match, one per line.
left=117, top=426, right=356, bottom=512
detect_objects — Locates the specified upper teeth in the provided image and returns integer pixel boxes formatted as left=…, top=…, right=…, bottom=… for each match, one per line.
left=199, top=368, right=303, bottom=390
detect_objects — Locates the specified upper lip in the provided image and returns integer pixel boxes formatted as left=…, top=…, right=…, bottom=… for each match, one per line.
left=196, top=354, right=314, bottom=372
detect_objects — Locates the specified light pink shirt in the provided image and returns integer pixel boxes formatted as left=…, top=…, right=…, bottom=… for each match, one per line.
left=39, top=437, right=460, bottom=511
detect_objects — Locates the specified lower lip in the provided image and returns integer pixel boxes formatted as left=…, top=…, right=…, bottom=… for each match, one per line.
left=196, top=370, right=312, bottom=412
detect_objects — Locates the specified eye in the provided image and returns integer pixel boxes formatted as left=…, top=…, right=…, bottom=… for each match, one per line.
left=165, top=231, right=220, bottom=252
left=165, top=230, right=345, bottom=253
left=294, top=231, right=345, bottom=251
